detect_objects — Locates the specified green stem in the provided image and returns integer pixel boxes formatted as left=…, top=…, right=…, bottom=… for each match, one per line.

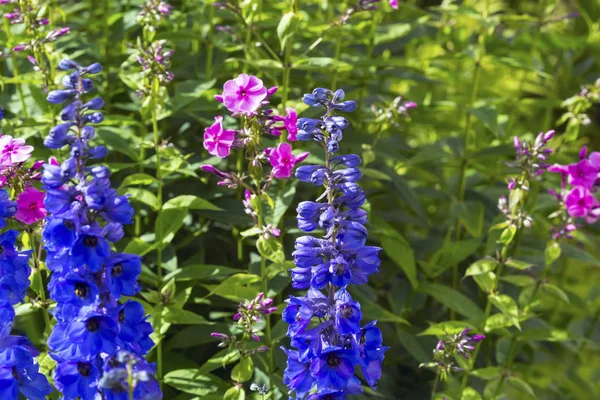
left=450, top=0, right=489, bottom=318
left=150, top=77, right=164, bottom=388
left=494, top=336, right=518, bottom=397
left=331, top=31, right=343, bottom=90
left=255, top=189, right=274, bottom=390
left=431, top=373, right=440, bottom=400
left=4, top=18, right=28, bottom=118
left=29, top=226, right=51, bottom=337
left=205, top=4, right=215, bottom=79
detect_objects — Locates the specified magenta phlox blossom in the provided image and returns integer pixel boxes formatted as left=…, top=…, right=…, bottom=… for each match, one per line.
left=0, top=135, right=33, bottom=167
left=203, top=116, right=236, bottom=158
left=567, top=159, right=598, bottom=188
left=565, top=186, right=597, bottom=219
left=15, top=187, right=46, bottom=225
left=268, top=143, right=309, bottom=179
left=274, top=107, right=299, bottom=141
left=216, top=73, right=268, bottom=115
left=389, top=0, right=398, bottom=9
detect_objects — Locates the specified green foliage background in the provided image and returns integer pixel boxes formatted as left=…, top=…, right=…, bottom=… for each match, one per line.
left=1, top=0, right=600, bottom=399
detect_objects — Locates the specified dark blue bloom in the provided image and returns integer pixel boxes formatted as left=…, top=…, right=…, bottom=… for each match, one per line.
left=0, top=190, right=17, bottom=229
left=309, top=347, right=358, bottom=390
left=43, top=59, right=158, bottom=398
left=281, top=347, right=314, bottom=399
left=283, top=88, right=385, bottom=396
left=54, top=360, right=101, bottom=400
left=49, top=314, right=118, bottom=362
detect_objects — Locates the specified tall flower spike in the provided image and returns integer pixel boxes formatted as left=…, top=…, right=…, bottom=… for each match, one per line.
left=43, top=59, right=161, bottom=399
left=282, top=88, right=388, bottom=398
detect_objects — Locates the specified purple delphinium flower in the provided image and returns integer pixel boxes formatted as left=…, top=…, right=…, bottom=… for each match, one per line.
left=282, top=88, right=388, bottom=397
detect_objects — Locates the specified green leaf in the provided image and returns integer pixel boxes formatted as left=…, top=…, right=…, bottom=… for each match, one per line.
left=256, top=236, right=285, bottom=264
left=464, top=257, right=499, bottom=277
left=430, top=237, right=482, bottom=273
left=240, top=227, right=262, bottom=237
left=155, top=208, right=188, bottom=248
left=277, top=12, right=299, bottom=51
left=396, top=327, right=429, bottom=363
left=294, top=57, right=353, bottom=72
left=420, top=283, right=484, bottom=320
left=231, top=356, right=254, bottom=383
left=453, top=201, right=485, bottom=237
left=381, top=234, right=418, bottom=288
left=501, top=274, right=535, bottom=287
left=469, top=105, right=498, bottom=135
left=545, top=241, right=561, bottom=267
left=268, top=183, right=296, bottom=227
left=542, top=283, right=570, bottom=304
left=484, top=313, right=514, bottom=332
left=473, top=272, right=496, bottom=292
left=517, top=328, right=569, bottom=342
left=163, top=308, right=213, bottom=325
left=506, top=376, right=535, bottom=397
left=470, top=367, right=502, bottom=380
left=498, top=225, right=517, bottom=245
left=164, top=370, right=228, bottom=396
left=460, top=387, right=482, bottom=400
left=123, top=188, right=160, bottom=211
left=560, top=243, right=600, bottom=264
left=204, top=273, right=261, bottom=302
left=163, top=195, right=221, bottom=211
left=505, top=259, right=534, bottom=270
left=224, top=387, right=245, bottom=400
left=352, top=292, right=409, bottom=324
left=489, top=294, right=520, bottom=329
left=418, top=321, right=475, bottom=336
left=164, top=265, right=239, bottom=282
left=119, top=173, right=155, bottom=188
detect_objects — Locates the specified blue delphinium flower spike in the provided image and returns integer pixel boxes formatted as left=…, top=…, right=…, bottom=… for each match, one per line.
left=43, top=59, right=161, bottom=399
left=282, top=89, right=388, bottom=398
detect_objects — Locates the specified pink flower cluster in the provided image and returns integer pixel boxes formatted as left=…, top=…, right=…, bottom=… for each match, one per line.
left=0, top=134, right=46, bottom=225
left=549, top=147, right=600, bottom=222
left=203, top=73, right=307, bottom=179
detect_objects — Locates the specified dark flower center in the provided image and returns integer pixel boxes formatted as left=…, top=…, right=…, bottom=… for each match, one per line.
left=0, top=245, right=4, bottom=256
left=75, top=282, right=88, bottom=298
left=327, top=353, right=340, bottom=368
left=64, top=219, right=75, bottom=229
left=83, top=235, right=98, bottom=247
left=112, top=263, right=123, bottom=277
left=340, top=305, right=353, bottom=318
left=240, top=89, right=247, bottom=97
left=11, top=366, right=18, bottom=379
left=118, top=310, right=125, bottom=323
left=360, top=333, right=366, bottom=345
left=77, top=362, right=91, bottom=376
left=86, top=317, right=100, bottom=332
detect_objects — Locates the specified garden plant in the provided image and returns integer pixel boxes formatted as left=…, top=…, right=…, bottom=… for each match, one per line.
left=0, top=0, right=599, bottom=399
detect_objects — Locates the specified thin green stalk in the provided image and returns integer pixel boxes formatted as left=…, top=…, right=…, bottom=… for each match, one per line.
left=331, top=31, right=343, bottom=90
left=359, top=9, right=381, bottom=120
left=150, top=77, right=164, bottom=388
left=127, top=360, right=135, bottom=399
left=205, top=4, right=215, bottom=79
left=29, top=226, right=51, bottom=337
left=431, top=372, right=440, bottom=400
left=255, top=190, right=274, bottom=390
left=4, top=18, right=29, bottom=117
left=450, top=0, right=489, bottom=318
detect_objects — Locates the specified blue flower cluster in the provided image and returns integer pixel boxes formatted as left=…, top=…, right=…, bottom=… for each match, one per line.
left=281, top=89, right=388, bottom=399
left=43, top=59, right=160, bottom=400
left=0, top=218, right=52, bottom=397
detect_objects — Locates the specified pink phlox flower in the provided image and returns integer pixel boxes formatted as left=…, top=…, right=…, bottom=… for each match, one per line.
left=269, top=142, right=309, bottom=179
left=15, top=187, right=46, bottom=225
left=218, top=73, right=268, bottom=115
left=282, top=107, right=298, bottom=141
left=203, top=116, right=236, bottom=158
left=0, top=135, right=33, bottom=167
left=567, top=159, right=598, bottom=188
left=565, top=186, right=595, bottom=218
left=389, top=0, right=398, bottom=9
